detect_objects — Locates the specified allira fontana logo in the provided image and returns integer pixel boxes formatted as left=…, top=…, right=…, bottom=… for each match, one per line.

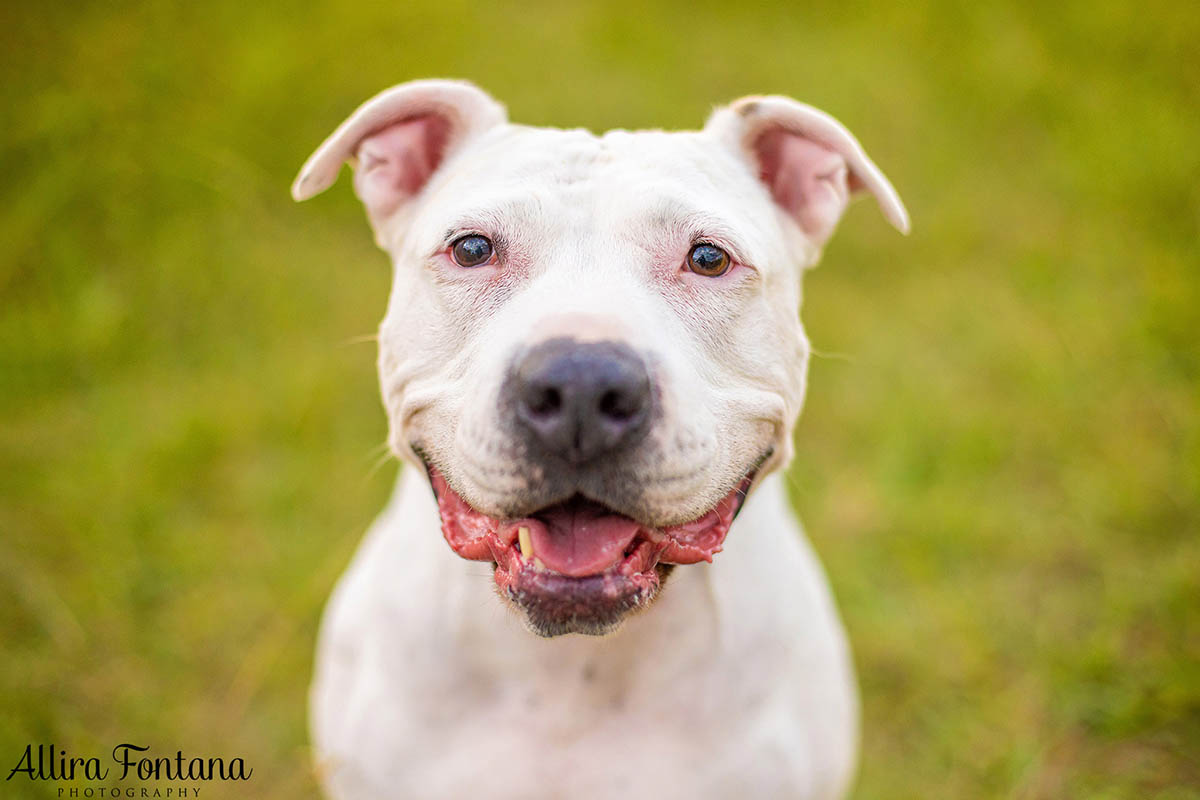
left=8, top=743, right=252, bottom=794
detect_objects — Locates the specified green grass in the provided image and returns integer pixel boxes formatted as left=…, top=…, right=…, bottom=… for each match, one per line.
left=1, top=1, right=1197, bottom=797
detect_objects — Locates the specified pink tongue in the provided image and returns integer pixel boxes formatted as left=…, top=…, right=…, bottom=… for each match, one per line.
left=528, top=507, right=642, bottom=577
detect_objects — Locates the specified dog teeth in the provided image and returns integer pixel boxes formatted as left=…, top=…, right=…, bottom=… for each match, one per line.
left=533, top=557, right=547, bottom=572
left=517, top=526, right=533, bottom=560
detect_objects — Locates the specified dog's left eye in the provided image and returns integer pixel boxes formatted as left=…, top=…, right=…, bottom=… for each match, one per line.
left=450, top=235, right=495, bottom=267
left=686, top=243, right=731, bottom=277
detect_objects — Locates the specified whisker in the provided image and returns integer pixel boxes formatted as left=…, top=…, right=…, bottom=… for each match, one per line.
left=364, top=446, right=397, bottom=482
left=781, top=466, right=806, bottom=503
left=363, top=441, right=391, bottom=461
left=340, top=333, right=379, bottom=347
left=809, top=345, right=854, bottom=363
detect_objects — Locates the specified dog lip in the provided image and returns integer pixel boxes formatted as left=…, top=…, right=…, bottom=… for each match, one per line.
left=421, top=453, right=763, bottom=635
left=423, top=456, right=763, bottom=577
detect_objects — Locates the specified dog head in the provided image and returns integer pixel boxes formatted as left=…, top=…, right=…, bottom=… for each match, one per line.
left=294, top=80, right=908, bottom=636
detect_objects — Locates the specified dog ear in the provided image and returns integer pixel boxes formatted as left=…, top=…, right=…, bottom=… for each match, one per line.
left=291, top=79, right=507, bottom=227
left=705, top=95, right=909, bottom=249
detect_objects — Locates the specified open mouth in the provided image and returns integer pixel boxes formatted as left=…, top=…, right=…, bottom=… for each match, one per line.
left=426, top=461, right=760, bottom=636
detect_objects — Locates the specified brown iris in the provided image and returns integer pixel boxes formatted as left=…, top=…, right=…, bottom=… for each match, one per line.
left=686, top=243, right=731, bottom=277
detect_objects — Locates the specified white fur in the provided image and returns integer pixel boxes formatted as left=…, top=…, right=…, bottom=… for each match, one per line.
left=294, top=80, right=908, bottom=799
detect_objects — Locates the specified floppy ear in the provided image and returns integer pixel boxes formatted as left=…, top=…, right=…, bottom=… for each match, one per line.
left=291, top=79, right=506, bottom=229
left=705, top=95, right=909, bottom=249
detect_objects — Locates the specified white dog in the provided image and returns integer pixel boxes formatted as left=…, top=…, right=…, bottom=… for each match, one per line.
left=292, top=79, right=908, bottom=800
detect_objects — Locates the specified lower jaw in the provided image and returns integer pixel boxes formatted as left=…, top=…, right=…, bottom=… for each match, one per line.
left=500, top=561, right=675, bottom=637
left=492, top=536, right=669, bottom=636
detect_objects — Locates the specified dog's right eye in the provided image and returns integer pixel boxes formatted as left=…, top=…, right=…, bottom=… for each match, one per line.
left=450, top=235, right=495, bottom=267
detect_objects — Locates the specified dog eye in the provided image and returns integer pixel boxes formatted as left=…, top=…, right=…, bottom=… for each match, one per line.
left=686, top=243, right=731, bottom=277
left=450, top=235, right=494, bottom=267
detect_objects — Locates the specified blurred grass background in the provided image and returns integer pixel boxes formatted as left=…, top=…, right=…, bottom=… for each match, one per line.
left=1, top=0, right=1197, bottom=797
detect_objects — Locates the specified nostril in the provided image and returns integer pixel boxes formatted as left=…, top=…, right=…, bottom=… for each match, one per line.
left=598, top=389, right=635, bottom=422
left=527, top=385, right=562, bottom=417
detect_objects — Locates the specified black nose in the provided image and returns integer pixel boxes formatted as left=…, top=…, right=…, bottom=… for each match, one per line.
left=511, top=338, right=652, bottom=464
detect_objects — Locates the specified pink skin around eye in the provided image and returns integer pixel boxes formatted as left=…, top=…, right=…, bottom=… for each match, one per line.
left=642, top=233, right=751, bottom=280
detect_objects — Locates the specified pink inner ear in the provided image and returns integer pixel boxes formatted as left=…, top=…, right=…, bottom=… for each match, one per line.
left=754, top=129, right=852, bottom=244
left=353, top=114, right=451, bottom=221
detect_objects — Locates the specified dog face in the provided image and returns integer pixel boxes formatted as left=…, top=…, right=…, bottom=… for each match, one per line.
left=295, top=80, right=907, bottom=636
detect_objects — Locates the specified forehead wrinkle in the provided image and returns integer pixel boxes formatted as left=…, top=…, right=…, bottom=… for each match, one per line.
left=637, top=197, right=759, bottom=265
left=439, top=194, right=547, bottom=243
